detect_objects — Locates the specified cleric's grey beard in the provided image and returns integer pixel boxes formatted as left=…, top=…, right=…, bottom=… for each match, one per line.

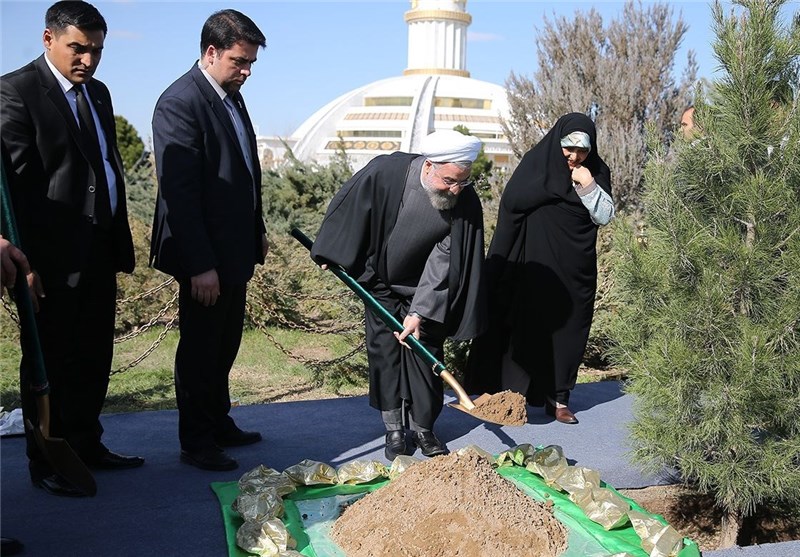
left=421, top=176, right=458, bottom=210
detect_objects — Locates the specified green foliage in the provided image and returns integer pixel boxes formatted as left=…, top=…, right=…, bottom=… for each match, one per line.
left=452, top=124, right=493, bottom=197
left=583, top=226, right=618, bottom=367
left=262, top=148, right=353, bottom=236
left=115, top=218, right=177, bottom=333
left=114, top=114, right=156, bottom=225
left=609, top=0, right=800, bottom=529
left=114, top=114, right=146, bottom=171
left=124, top=155, right=158, bottom=225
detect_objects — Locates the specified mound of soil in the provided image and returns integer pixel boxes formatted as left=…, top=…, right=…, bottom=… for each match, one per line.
left=469, top=390, right=528, bottom=426
left=331, top=450, right=567, bottom=557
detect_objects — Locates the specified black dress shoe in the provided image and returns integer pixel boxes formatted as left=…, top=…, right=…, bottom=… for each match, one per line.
left=32, top=474, right=89, bottom=497
left=87, top=450, right=145, bottom=470
left=1, top=536, right=23, bottom=556
left=181, top=448, right=238, bottom=471
left=411, top=431, right=448, bottom=457
left=214, top=428, right=262, bottom=447
left=545, top=402, right=579, bottom=424
left=384, top=430, right=407, bottom=461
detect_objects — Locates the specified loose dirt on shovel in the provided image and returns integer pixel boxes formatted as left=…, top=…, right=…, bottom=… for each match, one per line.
left=467, top=389, right=528, bottom=425
left=331, top=450, right=567, bottom=557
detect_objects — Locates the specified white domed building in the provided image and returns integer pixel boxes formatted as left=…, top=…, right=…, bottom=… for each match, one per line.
left=258, top=0, right=513, bottom=173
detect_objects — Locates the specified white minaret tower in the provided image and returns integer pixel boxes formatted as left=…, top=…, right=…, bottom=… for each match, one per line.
left=404, top=0, right=471, bottom=77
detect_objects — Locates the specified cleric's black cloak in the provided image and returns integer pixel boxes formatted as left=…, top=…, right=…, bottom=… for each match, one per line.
left=311, top=152, right=485, bottom=340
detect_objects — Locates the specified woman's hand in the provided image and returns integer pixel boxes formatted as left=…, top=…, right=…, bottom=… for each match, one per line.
left=571, top=166, right=593, bottom=187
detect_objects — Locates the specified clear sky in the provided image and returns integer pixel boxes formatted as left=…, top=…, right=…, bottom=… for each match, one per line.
left=1, top=1, right=792, bottom=145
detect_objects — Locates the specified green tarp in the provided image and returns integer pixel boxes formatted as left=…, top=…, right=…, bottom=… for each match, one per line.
left=212, top=464, right=701, bottom=557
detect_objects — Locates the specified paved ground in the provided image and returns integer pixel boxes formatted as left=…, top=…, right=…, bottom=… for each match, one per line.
left=1, top=381, right=797, bottom=556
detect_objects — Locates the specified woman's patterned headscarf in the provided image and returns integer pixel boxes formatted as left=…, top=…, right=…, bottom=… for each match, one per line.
left=560, top=131, right=592, bottom=152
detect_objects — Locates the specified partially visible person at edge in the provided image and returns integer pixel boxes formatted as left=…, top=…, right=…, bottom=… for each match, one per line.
left=464, top=113, right=614, bottom=425
left=0, top=0, right=142, bottom=498
left=150, top=9, right=269, bottom=472
left=0, top=234, right=29, bottom=554
left=680, top=106, right=697, bottom=140
left=310, top=130, right=486, bottom=461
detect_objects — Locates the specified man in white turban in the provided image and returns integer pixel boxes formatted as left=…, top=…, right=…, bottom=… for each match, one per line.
left=311, top=130, right=486, bottom=461
left=420, top=129, right=483, bottom=163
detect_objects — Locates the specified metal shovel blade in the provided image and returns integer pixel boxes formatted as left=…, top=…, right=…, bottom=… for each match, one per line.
left=449, top=393, right=494, bottom=414
left=448, top=392, right=528, bottom=427
left=441, top=371, right=525, bottom=426
left=26, top=418, right=97, bottom=497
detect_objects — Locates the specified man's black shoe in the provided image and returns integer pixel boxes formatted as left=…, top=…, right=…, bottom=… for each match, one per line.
left=180, top=448, right=238, bottom=471
left=32, top=474, right=88, bottom=497
left=86, top=450, right=145, bottom=470
left=411, top=431, right=448, bottom=457
left=214, top=428, right=262, bottom=447
left=384, top=430, right=407, bottom=461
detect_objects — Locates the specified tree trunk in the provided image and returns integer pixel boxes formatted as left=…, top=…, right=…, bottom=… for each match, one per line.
left=718, top=507, right=742, bottom=549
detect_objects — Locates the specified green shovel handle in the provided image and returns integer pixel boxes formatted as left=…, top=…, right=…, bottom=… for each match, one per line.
left=1, top=161, right=49, bottom=394
left=291, top=228, right=446, bottom=376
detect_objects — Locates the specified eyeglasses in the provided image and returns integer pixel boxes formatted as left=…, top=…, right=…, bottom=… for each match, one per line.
left=433, top=165, right=474, bottom=190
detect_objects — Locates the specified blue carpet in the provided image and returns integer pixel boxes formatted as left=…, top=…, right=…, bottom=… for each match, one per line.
left=1, top=381, right=797, bottom=556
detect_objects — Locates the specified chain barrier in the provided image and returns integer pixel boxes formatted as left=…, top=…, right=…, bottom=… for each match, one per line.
left=1, top=296, right=19, bottom=326
left=260, top=281, right=348, bottom=302
left=246, top=291, right=361, bottom=335
left=114, top=291, right=178, bottom=343
left=245, top=300, right=365, bottom=369
left=2, top=273, right=365, bottom=376
left=111, top=311, right=179, bottom=375
left=117, top=277, right=176, bottom=304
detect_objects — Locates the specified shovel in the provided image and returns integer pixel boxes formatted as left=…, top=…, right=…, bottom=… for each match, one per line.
left=292, top=228, right=501, bottom=420
left=1, top=162, right=97, bottom=496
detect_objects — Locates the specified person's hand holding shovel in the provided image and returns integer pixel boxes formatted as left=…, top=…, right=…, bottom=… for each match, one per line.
left=395, top=312, right=421, bottom=349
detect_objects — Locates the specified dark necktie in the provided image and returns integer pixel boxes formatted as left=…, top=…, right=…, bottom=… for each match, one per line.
left=223, top=96, right=256, bottom=205
left=74, top=86, right=112, bottom=228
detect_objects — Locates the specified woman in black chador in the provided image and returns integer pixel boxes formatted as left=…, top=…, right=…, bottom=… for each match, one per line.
left=465, top=113, right=614, bottom=424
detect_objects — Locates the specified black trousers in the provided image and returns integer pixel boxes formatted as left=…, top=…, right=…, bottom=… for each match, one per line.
left=365, top=285, right=446, bottom=430
left=20, top=229, right=116, bottom=480
left=175, top=281, right=246, bottom=452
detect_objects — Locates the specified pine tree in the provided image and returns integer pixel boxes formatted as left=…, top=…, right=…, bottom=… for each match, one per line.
left=261, top=148, right=353, bottom=235
left=610, top=0, right=800, bottom=547
left=114, top=114, right=146, bottom=171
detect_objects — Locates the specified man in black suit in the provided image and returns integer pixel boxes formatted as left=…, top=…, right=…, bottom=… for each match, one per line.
left=1, top=0, right=144, bottom=497
left=150, top=9, right=269, bottom=471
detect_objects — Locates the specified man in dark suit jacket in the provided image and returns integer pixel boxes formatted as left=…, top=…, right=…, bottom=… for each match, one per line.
left=150, top=9, right=269, bottom=471
left=0, top=0, right=144, bottom=497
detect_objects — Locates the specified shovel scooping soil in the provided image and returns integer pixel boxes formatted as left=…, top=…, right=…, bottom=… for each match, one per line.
left=292, top=228, right=529, bottom=428
left=455, top=389, right=528, bottom=426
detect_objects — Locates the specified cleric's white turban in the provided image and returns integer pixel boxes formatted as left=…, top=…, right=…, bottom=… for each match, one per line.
left=419, top=130, right=482, bottom=163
